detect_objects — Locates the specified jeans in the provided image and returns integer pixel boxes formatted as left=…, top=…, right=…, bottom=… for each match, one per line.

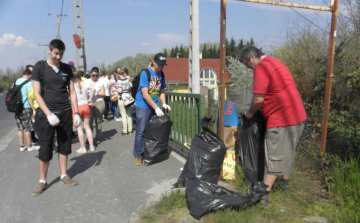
left=133, top=107, right=154, bottom=158
left=110, top=101, right=120, bottom=118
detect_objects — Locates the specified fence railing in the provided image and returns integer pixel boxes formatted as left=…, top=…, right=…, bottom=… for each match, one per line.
left=165, top=92, right=206, bottom=155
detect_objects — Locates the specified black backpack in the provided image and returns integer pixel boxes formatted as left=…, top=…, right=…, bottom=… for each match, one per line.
left=130, top=68, right=164, bottom=98
left=5, top=79, right=30, bottom=115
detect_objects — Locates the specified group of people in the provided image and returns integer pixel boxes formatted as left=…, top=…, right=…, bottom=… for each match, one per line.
left=13, top=37, right=306, bottom=208
left=12, top=39, right=171, bottom=197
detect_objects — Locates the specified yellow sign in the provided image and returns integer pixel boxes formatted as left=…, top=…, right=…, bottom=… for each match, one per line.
left=222, top=150, right=236, bottom=180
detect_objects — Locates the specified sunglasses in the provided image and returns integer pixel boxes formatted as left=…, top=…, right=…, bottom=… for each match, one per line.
left=92, top=75, right=99, bottom=78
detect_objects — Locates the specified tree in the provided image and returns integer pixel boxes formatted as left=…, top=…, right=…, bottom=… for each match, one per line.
left=202, top=44, right=208, bottom=58
left=163, top=48, right=168, bottom=57
left=226, top=55, right=253, bottom=110
left=170, top=47, right=176, bottom=57
left=227, top=37, right=237, bottom=58
left=179, top=44, right=185, bottom=58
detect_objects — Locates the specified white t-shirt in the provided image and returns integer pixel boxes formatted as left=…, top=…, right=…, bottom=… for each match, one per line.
left=117, top=76, right=132, bottom=100
left=74, top=79, right=92, bottom=105
left=99, top=77, right=110, bottom=96
left=91, top=80, right=105, bottom=102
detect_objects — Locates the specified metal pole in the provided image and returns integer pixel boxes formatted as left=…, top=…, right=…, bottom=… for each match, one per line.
left=234, top=0, right=331, bottom=11
left=320, top=0, right=339, bottom=154
left=219, top=0, right=226, bottom=141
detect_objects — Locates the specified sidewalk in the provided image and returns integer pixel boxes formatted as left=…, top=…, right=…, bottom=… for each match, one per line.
left=0, top=118, right=184, bottom=223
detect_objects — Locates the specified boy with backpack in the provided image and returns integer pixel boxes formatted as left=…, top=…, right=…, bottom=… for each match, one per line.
left=31, top=39, right=82, bottom=196
left=132, top=53, right=171, bottom=166
left=12, top=69, right=40, bottom=152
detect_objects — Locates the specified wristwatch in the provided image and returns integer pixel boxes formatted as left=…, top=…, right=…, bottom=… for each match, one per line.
left=75, top=112, right=80, bottom=115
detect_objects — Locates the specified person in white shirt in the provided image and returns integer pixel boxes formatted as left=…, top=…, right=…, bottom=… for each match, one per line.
left=88, top=67, right=105, bottom=144
left=73, top=68, right=96, bottom=153
left=99, top=71, right=111, bottom=121
left=117, top=68, right=133, bottom=136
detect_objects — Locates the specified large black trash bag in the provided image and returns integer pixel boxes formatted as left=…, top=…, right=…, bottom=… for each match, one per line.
left=186, top=179, right=268, bottom=220
left=239, top=111, right=266, bottom=184
left=173, top=117, right=227, bottom=188
left=143, top=114, right=172, bottom=166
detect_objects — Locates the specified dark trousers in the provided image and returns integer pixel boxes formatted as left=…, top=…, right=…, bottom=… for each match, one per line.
left=103, top=96, right=111, bottom=119
left=34, top=109, right=73, bottom=161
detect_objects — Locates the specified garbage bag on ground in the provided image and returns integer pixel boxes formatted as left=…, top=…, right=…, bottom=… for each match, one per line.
left=173, top=117, right=227, bottom=188
left=186, top=179, right=268, bottom=220
left=239, top=111, right=266, bottom=184
left=143, top=114, right=172, bottom=166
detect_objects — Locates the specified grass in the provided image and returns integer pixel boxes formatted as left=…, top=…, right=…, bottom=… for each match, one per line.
left=139, top=153, right=360, bottom=223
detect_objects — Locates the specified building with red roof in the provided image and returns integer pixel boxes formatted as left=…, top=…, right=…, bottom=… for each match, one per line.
left=162, top=57, right=232, bottom=100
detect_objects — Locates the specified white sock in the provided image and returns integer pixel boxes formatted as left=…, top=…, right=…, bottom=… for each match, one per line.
left=60, top=174, right=67, bottom=179
left=39, top=180, right=46, bottom=184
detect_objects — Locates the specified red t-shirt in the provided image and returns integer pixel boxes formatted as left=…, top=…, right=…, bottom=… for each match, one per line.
left=253, top=56, right=307, bottom=129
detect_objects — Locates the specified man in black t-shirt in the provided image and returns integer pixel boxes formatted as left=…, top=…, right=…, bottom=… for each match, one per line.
left=31, top=39, right=82, bottom=197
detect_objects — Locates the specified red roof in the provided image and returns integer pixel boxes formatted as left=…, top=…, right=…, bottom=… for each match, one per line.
left=163, top=57, right=231, bottom=84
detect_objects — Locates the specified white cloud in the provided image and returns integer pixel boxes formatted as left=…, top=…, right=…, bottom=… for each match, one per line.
left=141, top=42, right=151, bottom=46
left=157, top=33, right=187, bottom=42
left=0, top=33, right=16, bottom=46
left=0, top=33, right=35, bottom=48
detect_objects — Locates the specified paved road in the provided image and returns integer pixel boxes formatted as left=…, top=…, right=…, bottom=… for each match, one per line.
left=0, top=113, right=184, bottom=223
left=0, top=94, right=19, bottom=151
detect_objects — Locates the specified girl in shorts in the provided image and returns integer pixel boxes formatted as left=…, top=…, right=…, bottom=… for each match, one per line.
left=73, top=70, right=96, bottom=153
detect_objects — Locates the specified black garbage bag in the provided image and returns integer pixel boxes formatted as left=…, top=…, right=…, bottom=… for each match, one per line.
left=173, top=117, right=227, bottom=188
left=186, top=179, right=268, bottom=220
left=143, top=114, right=172, bottom=166
left=239, top=111, right=266, bottom=184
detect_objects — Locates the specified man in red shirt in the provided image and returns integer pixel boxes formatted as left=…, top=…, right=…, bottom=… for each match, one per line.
left=239, top=46, right=307, bottom=205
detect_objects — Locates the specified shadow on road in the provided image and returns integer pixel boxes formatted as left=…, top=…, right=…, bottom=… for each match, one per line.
left=47, top=151, right=106, bottom=187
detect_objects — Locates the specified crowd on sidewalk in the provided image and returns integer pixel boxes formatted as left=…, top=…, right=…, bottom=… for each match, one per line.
left=10, top=38, right=306, bottom=211
left=11, top=39, right=170, bottom=197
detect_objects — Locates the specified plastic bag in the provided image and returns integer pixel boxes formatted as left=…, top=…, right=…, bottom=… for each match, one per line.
left=186, top=179, right=268, bottom=220
left=173, top=117, right=227, bottom=188
left=143, top=114, right=172, bottom=166
left=239, top=111, right=266, bottom=183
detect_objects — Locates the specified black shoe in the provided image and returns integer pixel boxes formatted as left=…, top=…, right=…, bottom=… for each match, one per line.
left=274, top=179, right=290, bottom=192
left=121, top=132, right=128, bottom=136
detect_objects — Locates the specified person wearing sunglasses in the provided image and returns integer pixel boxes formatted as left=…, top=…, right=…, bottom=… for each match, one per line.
left=88, top=67, right=105, bottom=145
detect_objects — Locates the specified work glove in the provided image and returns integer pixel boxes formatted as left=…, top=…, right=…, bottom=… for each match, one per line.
left=155, top=107, right=164, bottom=116
left=162, top=104, right=171, bottom=112
left=73, top=114, right=82, bottom=128
left=47, top=113, right=60, bottom=126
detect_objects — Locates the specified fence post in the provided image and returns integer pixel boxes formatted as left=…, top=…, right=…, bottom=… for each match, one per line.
left=198, top=94, right=206, bottom=132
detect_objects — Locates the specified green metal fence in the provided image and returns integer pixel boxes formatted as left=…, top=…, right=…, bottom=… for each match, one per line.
left=165, top=92, right=206, bottom=153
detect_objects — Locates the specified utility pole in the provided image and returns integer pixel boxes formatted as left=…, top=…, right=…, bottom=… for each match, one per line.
left=56, top=14, right=67, bottom=39
left=73, top=0, right=87, bottom=73
left=189, top=0, right=200, bottom=93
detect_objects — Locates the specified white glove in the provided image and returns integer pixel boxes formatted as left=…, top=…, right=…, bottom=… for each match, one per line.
left=47, top=113, right=60, bottom=126
left=155, top=107, right=164, bottom=116
left=73, top=114, right=82, bottom=128
left=162, top=104, right=171, bottom=112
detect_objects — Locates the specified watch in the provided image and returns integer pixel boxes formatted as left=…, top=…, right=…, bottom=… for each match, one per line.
left=75, top=112, right=80, bottom=115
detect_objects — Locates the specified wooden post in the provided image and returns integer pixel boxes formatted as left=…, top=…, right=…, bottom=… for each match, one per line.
left=320, top=0, right=339, bottom=154
left=219, top=0, right=227, bottom=141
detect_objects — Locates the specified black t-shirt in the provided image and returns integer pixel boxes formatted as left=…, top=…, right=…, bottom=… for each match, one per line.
left=32, top=60, right=74, bottom=112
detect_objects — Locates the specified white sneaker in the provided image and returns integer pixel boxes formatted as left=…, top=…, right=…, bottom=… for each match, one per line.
left=89, top=145, right=96, bottom=152
left=76, top=147, right=87, bottom=154
left=28, top=145, right=40, bottom=151
left=115, top=118, right=122, bottom=121
left=20, top=146, right=27, bottom=152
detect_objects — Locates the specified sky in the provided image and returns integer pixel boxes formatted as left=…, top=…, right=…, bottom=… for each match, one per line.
left=0, top=0, right=333, bottom=72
